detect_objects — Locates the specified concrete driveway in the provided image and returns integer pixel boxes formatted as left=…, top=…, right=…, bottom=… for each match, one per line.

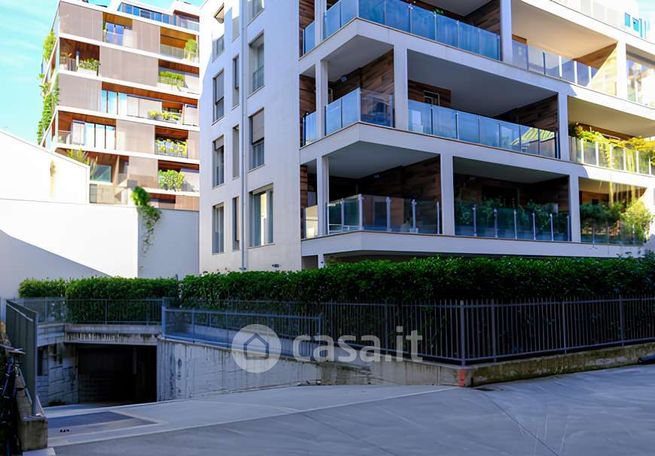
left=49, top=365, right=655, bottom=456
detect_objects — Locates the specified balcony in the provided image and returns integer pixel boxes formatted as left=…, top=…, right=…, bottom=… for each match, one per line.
left=409, top=100, right=559, bottom=158
left=325, top=88, right=393, bottom=135
left=570, top=137, right=653, bottom=176
left=158, top=70, right=199, bottom=94
left=59, top=55, right=100, bottom=76
left=320, top=0, right=500, bottom=60
left=103, top=30, right=136, bottom=48
left=455, top=201, right=570, bottom=242
left=303, top=194, right=441, bottom=239
left=581, top=221, right=644, bottom=246
left=160, top=44, right=198, bottom=64
left=118, top=3, right=199, bottom=32
left=510, top=40, right=615, bottom=95
left=302, top=22, right=316, bottom=54
left=302, top=111, right=318, bottom=146
left=155, top=138, right=188, bottom=158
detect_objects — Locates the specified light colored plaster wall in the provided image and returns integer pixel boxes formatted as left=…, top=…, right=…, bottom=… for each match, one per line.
left=0, top=131, right=89, bottom=203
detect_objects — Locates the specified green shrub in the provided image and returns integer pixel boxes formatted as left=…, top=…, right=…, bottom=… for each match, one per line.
left=18, top=256, right=655, bottom=304
left=180, top=256, right=655, bottom=306
left=19, top=279, right=67, bottom=298
left=158, top=169, right=185, bottom=191
left=18, top=277, right=178, bottom=299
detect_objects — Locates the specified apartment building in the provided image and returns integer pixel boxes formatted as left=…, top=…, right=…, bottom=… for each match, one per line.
left=199, top=0, right=655, bottom=272
left=40, top=0, right=201, bottom=211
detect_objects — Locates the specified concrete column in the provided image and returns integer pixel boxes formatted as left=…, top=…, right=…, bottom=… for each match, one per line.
left=316, top=156, right=330, bottom=236
left=440, top=154, right=455, bottom=236
left=569, top=175, right=581, bottom=243
left=393, top=45, right=408, bottom=131
left=315, top=0, right=325, bottom=45
left=557, top=93, right=570, bottom=161
left=500, top=0, right=513, bottom=63
left=316, top=59, right=329, bottom=138
left=615, top=40, right=628, bottom=100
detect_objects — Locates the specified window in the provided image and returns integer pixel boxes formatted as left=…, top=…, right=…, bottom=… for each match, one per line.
left=625, top=13, right=632, bottom=28
left=213, top=71, right=225, bottom=121
left=213, top=137, right=225, bottom=186
left=250, top=187, right=273, bottom=247
left=212, top=35, right=225, bottom=59
left=232, top=126, right=240, bottom=178
left=232, top=196, right=240, bottom=250
left=91, top=164, right=112, bottom=183
left=212, top=204, right=225, bottom=254
left=71, top=121, right=115, bottom=150
left=250, top=0, right=264, bottom=20
left=233, top=55, right=240, bottom=107
left=249, top=110, right=264, bottom=169
left=250, top=36, right=264, bottom=93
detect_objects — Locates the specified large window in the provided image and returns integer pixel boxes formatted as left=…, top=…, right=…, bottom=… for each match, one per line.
left=71, top=121, right=115, bottom=150
left=250, top=36, right=264, bottom=93
left=249, top=110, right=264, bottom=169
left=627, top=54, right=655, bottom=107
left=213, top=71, right=225, bottom=121
left=249, top=0, right=264, bottom=19
left=91, top=164, right=112, bottom=183
left=213, top=137, right=225, bottom=186
left=232, top=125, right=240, bottom=178
left=100, top=90, right=128, bottom=115
left=250, top=187, right=273, bottom=247
left=232, top=55, right=240, bottom=107
left=212, top=204, right=225, bottom=254
left=232, top=196, right=240, bottom=250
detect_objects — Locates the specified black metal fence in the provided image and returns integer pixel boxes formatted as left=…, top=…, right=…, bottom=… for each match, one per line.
left=13, top=298, right=164, bottom=326
left=180, top=297, right=655, bottom=365
left=5, top=300, right=38, bottom=415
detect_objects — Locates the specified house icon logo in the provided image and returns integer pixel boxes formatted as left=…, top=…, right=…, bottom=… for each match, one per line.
left=231, top=324, right=281, bottom=373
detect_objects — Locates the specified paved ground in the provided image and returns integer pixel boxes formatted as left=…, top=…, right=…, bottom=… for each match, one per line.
left=48, top=366, right=655, bottom=455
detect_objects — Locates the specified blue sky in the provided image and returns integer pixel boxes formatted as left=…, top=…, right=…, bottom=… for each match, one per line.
left=0, top=0, right=202, bottom=143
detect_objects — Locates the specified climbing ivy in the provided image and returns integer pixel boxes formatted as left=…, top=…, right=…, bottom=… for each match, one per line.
left=132, top=187, right=161, bottom=252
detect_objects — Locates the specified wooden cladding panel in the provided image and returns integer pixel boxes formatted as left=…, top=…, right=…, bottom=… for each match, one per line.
left=300, top=165, right=309, bottom=210
left=408, top=80, right=452, bottom=107
left=300, top=75, right=317, bottom=116
left=299, top=0, right=315, bottom=29
left=497, top=96, right=559, bottom=131
left=576, top=44, right=616, bottom=68
left=465, top=0, right=501, bottom=34
left=330, top=51, right=394, bottom=100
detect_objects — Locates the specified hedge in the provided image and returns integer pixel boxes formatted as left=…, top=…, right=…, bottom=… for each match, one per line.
left=18, top=256, right=655, bottom=304
left=18, top=277, right=178, bottom=300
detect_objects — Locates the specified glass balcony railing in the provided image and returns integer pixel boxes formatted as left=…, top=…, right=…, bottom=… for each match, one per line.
left=155, top=138, right=188, bottom=158
left=160, top=44, right=198, bottom=63
left=570, top=137, right=653, bottom=176
left=301, top=111, right=318, bottom=146
left=408, top=100, right=559, bottom=158
left=511, top=40, right=616, bottom=96
left=302, top=21, right=316, bottom=54
left=323, top=0, right=500, bottom=60
left=301, top=194, right=441, bottom=238
left=252, top=66, right=264, bottom=92
left=103, top=30, right=136, bottom=48
left=325, top=88, right=393, bottom=135
left=581, top=221, right=644, bottom=246
left=118, top=3, right=199, bottom=32
left=455, top=201, right=570, bottom=242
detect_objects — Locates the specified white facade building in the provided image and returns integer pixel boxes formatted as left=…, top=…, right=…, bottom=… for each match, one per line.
left=199, top=0, right=655, bottom=272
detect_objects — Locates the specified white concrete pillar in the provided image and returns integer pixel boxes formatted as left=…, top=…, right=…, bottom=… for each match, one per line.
left=440, top=154, right=455, bottom=236
left=316, top=59, right=329, bottom=138
left=316, top=156, right=330, bottom=236
left=393, top=45, right=408, bottom=131
left=569, top=175, right=581, bottom=243
left=557, top=93, right=570, bottom=161
left=615, top=40, right=628, bottom=100
left=500, top=0, right=513, bottom=63
left=315, top=0, right=325, bottom=45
